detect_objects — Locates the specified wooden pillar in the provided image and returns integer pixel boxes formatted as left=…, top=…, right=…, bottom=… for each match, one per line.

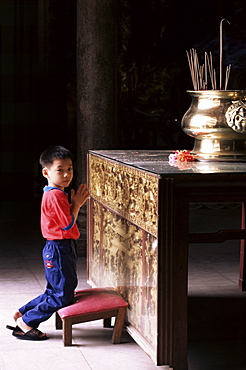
left=76, top=0, right=117, bottom=254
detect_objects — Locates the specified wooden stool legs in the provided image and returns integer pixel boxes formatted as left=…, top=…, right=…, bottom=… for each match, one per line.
left=56, top=306, right=127, bottom=346
left=111, top=306, right=127, bottom=344
left=55, top=312, right=62, bottom=330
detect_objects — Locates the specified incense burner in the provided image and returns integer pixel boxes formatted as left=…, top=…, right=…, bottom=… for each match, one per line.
left=181, top=90, right=246, bottom=161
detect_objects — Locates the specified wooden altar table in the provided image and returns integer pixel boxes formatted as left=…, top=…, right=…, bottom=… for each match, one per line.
left=87, top=150, right=246, bottom=369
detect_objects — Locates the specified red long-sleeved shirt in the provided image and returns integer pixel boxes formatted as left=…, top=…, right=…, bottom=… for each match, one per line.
left=41, top=186, right=80, bottom=240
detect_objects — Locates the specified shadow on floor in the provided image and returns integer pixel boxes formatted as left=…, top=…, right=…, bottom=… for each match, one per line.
left=188, top=296, right=246, bottom=369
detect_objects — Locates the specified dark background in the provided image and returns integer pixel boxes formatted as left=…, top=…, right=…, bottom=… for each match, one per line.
left=0, top=0, right=246, bottom=218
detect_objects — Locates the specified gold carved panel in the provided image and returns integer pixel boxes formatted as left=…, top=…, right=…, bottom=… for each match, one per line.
left=88, top=154, right=159, bottom=237
left=88, top=201, right=158, bottom=352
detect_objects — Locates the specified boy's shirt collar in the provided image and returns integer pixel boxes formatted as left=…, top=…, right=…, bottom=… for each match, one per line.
left=43, top=186, right=67, bottom=194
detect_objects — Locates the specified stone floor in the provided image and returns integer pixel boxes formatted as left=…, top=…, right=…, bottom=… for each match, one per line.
left=1, top=204, right=246, bottom=369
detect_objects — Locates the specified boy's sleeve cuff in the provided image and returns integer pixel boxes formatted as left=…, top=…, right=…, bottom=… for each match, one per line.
left=62, top=214, right=75, bottom=230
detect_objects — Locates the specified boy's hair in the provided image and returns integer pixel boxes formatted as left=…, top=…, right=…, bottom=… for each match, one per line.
left=39, top=146, right=73, bottom=168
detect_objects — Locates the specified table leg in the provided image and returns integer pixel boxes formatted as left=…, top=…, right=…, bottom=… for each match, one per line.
left=158, top=178, right=189, bottom=369
left=239, top=202, right=246, bottom=291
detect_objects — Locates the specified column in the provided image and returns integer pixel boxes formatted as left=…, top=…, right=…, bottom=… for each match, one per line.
left=77, top=0, right=117, bottom=254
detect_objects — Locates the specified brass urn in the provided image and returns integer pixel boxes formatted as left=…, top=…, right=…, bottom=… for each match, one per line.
left=181, top=90, right=246, bottom=161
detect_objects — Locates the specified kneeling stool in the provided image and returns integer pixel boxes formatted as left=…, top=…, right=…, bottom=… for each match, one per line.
left=55, top=288, right=128, bottom=346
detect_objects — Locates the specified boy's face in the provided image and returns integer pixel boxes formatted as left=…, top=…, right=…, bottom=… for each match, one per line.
left=42, top=158, right=73, bottom=190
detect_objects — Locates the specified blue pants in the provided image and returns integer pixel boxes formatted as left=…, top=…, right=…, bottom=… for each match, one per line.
left=19, top=239, right=78, bottom=328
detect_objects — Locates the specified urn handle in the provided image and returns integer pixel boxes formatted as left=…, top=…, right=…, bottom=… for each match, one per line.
left=226, top=100, right=246, bottom=133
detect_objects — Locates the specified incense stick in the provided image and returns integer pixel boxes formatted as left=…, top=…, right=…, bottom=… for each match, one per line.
left=220, top=18, right=230, bottom=90
left=225, top=64, right=231, bottom=90
left=204, top=52, right=208, bottom=88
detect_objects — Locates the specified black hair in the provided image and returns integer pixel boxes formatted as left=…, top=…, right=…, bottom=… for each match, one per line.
left=39, top=145, right=73, bottom=168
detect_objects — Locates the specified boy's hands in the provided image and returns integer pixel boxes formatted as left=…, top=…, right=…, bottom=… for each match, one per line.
left=70, top=184, right=90, bottom=222
left=71, top=184, right=90, bottom=208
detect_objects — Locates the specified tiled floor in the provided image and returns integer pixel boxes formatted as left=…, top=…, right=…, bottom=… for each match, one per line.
left=1, top=204, right=246, bottom=369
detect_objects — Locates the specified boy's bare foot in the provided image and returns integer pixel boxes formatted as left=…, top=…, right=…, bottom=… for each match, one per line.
left=13, top=310, right=22, bottom=321
left=16, top=317, right=33, bottom=333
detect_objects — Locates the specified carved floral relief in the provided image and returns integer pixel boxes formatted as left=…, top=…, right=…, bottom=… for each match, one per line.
left=89, top=154, right=159, bottom=236
left=88, top=200, right=158, bottom=351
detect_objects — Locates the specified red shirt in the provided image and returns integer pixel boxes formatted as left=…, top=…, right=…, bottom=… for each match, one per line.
left=41, top=186, right=80, bottom=240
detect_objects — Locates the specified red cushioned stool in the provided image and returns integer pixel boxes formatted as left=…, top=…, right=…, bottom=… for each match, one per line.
left=55, top=288, right=128, bottom=346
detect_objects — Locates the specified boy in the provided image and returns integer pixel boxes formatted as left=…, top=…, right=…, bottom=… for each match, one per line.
left=8, top=146, right=90, bottom=340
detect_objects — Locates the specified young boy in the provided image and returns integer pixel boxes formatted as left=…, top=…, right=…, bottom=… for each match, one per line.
left=8, top=145, right=90, bottom=340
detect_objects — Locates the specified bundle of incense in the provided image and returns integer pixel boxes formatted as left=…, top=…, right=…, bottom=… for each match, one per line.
left=186, top=49, right=231, bottom=90
left=186, top=19, right=231, bottom=90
